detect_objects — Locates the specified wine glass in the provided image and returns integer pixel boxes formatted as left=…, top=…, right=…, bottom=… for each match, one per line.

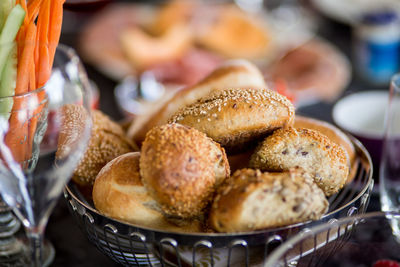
left=380, top=73, right=400, bottom=240
left=0, top=44, right=92, bottom=266
left=264, top=211, right=400, bottom=267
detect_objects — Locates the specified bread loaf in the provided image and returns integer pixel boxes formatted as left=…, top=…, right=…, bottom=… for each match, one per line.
left=140, top=123, right=230, bottom=218
left=127, top=59, right=267, bottom=144
left=249, top=127, right=349, bottom=196
left=57, top=105, right=138, bottom=187
left=209, top=168, right=328, bottom=232
left=169, top=87, right=295, bottom=152
left=93, top=152, right=202, bottom=232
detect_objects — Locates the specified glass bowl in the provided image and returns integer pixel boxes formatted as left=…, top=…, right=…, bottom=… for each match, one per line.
left=264, top=211, right=400, bottom=267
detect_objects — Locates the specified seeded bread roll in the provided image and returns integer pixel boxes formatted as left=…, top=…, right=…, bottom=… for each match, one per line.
left=209, top=168, right=328, bottom=232
left=249, top=127, right=349, bottom=196
left=93, top=152, right=202, bottom=232
left=57, top=106, right=138, bottom=187
left=294, top=116, right=357, bottom=184
left=140, top=123, right=230, bottom=218
left=127, top=59, right=267, bottom=144
left=169, top=88, right=295, bottom=152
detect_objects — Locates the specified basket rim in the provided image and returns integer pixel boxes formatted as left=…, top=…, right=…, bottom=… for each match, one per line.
left=64, top=134, right=373, bottom=238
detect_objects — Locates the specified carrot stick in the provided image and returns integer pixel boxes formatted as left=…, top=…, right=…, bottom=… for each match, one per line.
left=48, top=0, right=65, bottom=68
left=27, top=0, right=43, bottom=23
left=15, top=23, right=36, bottom=95
left=36, top=0, right=51, bottom=88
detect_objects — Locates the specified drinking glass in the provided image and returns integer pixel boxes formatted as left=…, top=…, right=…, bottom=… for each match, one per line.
left=264, top=211, right=400, bottom=267
left=380, top=73, right=400, bottom=239
left=0, top=45, right=92, bottom=266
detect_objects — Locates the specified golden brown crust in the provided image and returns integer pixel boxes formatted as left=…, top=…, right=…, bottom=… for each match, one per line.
left=57, top=106, right=138, bottom=187
left=249, top=127, right=349, bottom=196
left=93, top=152, right=202, bottom=232
left=169, top=88, right=295, bottom=151
left=294, top=116, right=357, bottom=184
left=127, top=59, right=267, bottom=144
left=140, top=123, right=230, bottom=218
left=209, top=168, right=328, bottom=232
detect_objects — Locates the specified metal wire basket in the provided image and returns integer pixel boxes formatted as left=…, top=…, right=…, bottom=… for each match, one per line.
left=64, top=137, right=373, bottom=267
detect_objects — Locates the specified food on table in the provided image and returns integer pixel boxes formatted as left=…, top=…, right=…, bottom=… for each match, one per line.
left=57, top=106, right=138, bottom=187
left=0, top=0, right=64, bottom=163
left=127, top=59, right=267, bottom=145
left=169, top=87, right=295, bottom=152
left=79, top=1, right=273, bottom=85
left=69, top=62, right=356, bottom=233
left=209, top=167, right=328, bottom=232
left=139, top=123, right=230, bottom=219
left=93, top=152, right=203, bottom=232
left=249, top=127, right=349, bottom=196
left=120, top=23, right=192, bottom=71
left=196, top=5, right=271, bottom=59
left=373, top=259, right=400, bottom=267
left=264, top=39, right=350, bottom=104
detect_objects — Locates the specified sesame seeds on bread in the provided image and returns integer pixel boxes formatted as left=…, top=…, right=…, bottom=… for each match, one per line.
left=169, top=87, right=295, bottom=152
left=140, top=123, right=230, bottom=218
left=249, top=127, right=349, bottom=196
left=57, top=106, right=138, bottom=187
left=127, top=59, right=267, bottom=145
left=209, top=168, right=328, bottom=232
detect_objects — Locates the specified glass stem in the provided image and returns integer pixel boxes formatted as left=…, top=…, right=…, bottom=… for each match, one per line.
left=26, top=225, right=44, bottom=267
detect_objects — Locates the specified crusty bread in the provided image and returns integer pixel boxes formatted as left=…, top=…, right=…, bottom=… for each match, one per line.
left=209, top=168, right=328, bottom=232
left=93, top=152, right=202, bottom=232
left=127, top=59, right=267, bottom=144
left=249, top=127, right=349, bottom=196
left=57, top=105, right=138, bottom=187
left=294, top=116, right=357, bottom=184
left=169, top=88, right=295, bottom=152
left=140, top=123, right=230, bottom=218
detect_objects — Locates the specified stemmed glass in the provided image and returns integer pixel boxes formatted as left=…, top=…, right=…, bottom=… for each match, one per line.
left=0, top=45, right=92, bottom=266
left=380, top=73, right=400, bottom=240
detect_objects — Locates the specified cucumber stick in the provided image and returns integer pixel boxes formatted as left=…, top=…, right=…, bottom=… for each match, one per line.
left=0, top=45, right=16, bottom=119
left=0, top=0, right=15, bottom=32
left=0, top=4, right=25, bottom=81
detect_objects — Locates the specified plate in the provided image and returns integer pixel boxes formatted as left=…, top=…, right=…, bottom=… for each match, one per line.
left=311, top=0, right=400, bottom=25
left=79, top=2, right=314, bottom=83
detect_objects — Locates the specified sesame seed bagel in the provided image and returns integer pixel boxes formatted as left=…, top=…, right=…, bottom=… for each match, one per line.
left=57, top=106, right=138, bottom=187
left=249, top=127, right=349, bottom=196
left=140, top=123, right=230, bottom=218
left=127, top=59, right=267, bottom=145
left=209, top=168, right=328, bottom=233
left=168, top=88, right=295, bottom=152
left=93, top=152, right=203, bottom=232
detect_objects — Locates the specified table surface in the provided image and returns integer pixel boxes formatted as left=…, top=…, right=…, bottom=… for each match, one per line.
left=41, top=2, right=383, bottom=266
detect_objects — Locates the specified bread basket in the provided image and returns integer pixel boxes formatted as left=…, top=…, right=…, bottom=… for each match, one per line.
left=63, top=136, right=373, bottom=267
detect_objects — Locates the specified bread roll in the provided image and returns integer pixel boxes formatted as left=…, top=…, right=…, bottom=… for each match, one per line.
left=57, top=106, right=138, bottom=187
left=93, top=152, right=202, bottom=232
left=140, top=123, right=230, bottom=218
left=209, top=168, right=328, bottom=232
left=249, top=127, right=349, bottom=196
left=127, top=59, right=267, bottom=144
left=169, top=88, right=295, bottom=152
left=294, top=116, right=357, bottom=184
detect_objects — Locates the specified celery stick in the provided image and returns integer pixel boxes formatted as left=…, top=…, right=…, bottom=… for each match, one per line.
left=0, top=45, right=16, bottom=119
left=0, top=4, right=25, bottom=77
